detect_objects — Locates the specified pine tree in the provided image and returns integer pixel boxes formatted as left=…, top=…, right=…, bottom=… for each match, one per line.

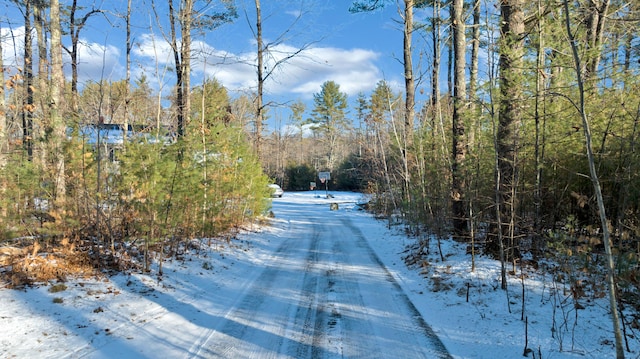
left=310, top=81, right=349, bottom=170
left=451, top=0, right=468, bottom=240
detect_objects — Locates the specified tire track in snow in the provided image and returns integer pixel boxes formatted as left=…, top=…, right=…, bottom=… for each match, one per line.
left=189, top=199, right=452, bottom=358
left=191, top=213, right=339, bottom=358
left=339, top=216, right=452, bottom=359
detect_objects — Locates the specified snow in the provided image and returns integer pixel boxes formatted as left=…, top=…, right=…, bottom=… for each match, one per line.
left=0, top=191, right=633, bottom=358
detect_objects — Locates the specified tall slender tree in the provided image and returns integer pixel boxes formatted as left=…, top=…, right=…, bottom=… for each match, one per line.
left=493, top=0, right=525, bottom=259
left=21, top=1, right=34, bottom=160
left=563, top=0, right=623, bottom=355
left=468, top=0, right=480, bottom=103
left=124, top=0, right=132, bottom=141
left=533, top=0, right=546, bottom=241
left=583, top=0, right=611, bottom=84
left=249, top=0, right=313, bottom=159
left=33, top=0, right=47, bottom=163
left=64, top=0, right=103, bottom=115
left=451, top=0, right=468, bottom=239
left=168, top=0, right=185, bottom=137
left=350, top=0, right=419, bottom=206
left=401, top=0, right=415, bottom=206
left=180, top=0, right=192, bottom=137
left=0, top=26, right=5, bottom=170
left=402, top=0, right=415, bottom=141
left=430, top=0, right=442, bottom=131
left=289, top=100, right=306, bottom=164
left=50, top=0, right=66, bottom=208
left=254, top=0, right=264, bottom=157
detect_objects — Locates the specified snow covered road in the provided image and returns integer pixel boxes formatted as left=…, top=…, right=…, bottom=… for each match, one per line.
left=191, top=198, right=451, bottom=358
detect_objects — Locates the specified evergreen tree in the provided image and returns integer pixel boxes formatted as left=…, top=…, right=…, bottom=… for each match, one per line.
left=191, top=78, right=231, bottom=128
left=310, top=81, right=349, bottom=170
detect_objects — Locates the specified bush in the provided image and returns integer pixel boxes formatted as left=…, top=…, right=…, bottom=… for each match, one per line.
left=285, top=163, right=316, bottom=191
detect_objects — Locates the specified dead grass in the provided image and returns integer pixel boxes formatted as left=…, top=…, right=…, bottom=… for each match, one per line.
left=0, top=238, right=99, bottom=289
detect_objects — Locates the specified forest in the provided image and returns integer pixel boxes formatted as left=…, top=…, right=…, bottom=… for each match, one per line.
left=0, top=0, right=638, bottom=357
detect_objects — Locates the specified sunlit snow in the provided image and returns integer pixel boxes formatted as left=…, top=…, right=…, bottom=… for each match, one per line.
left=0, top=191, right=632, bottom=358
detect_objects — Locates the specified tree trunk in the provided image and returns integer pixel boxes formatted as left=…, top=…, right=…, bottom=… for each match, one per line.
left=491, top=0, right=525, bottom=259
left=583, top=0, right=610, bottom=83
left=533, top=0, right=546, bottom=247
left=124, top=0, right=132, bottom=141
left=562, top=1, right=624, bottom=356
left=69, top=0, right=79, bottom=114
left=34, top=2, right=47, bottom=164
left=0, top=31, right=5, bottom=219
left=50, top=0, right=66, bottom=208
left=180, top=0, right=192, bottom=135
left=255, top=0, right=264, bottom=159
left=430, top=0, right=441, bottom=155
left=400, top=0, right=414, bottom=206
left=22, top=2, right=34, bottom=161
left=66, top=1, right=102, bottom=115
left=468, top=0, right=480, bottom=104
left=403, top=0, right=415, bottom=141
left=0, top=28, right=5, bottom=168
left=451, top=0, right=468, bottom=239
left=169, top=0, right=184, bottom=137
left=468, top=0, right=480, bottom=148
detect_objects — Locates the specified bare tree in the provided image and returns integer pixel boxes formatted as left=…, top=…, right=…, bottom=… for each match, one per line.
left=248, top=0, right=314, bottom=159
left=64, top=0, right=103, bottom=114
left=167, top=0, right=186, bottom=137
left=349, top=0, right=416, bottom=204
left=254, top=0, right=264, bottom=157
left=562, top=1, right=624, bottom=356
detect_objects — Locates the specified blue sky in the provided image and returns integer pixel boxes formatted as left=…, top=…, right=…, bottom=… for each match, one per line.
left=1, top=0, right=428, bottom=127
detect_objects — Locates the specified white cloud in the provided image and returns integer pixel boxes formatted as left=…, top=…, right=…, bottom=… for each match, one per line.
left=72, top=39, right=123, bottom=83
left=196, top=42, right=382, bottom=98
left=1, top=26, right=122, bottom=86
left=3, top=24, right=385, bottom=103
left=132, top=32, right=384, bottom=99
left=132, top=33, right=174, bottom=66
left=1, top=26, right=26, bottom=71
left=281, top=122, right=316, bottom=137
left=270, top=46, right=382, bottom=97
left=285, top=10, right=303, bottom=18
